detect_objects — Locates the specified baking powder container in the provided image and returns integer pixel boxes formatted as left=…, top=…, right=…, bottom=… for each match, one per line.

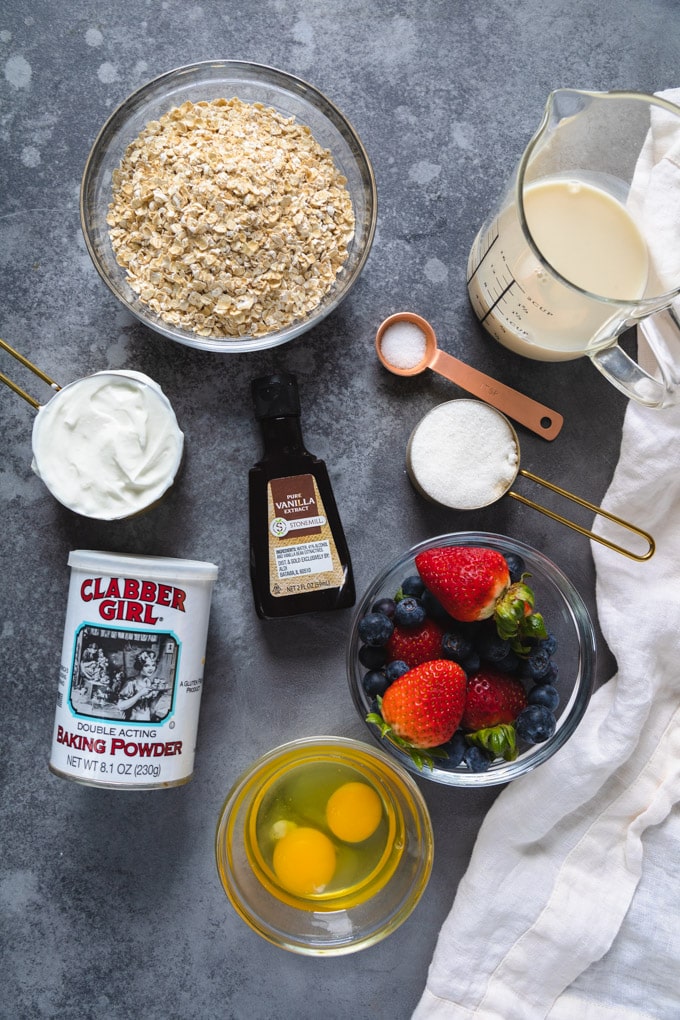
left=49, top=549, right=218, bottom=789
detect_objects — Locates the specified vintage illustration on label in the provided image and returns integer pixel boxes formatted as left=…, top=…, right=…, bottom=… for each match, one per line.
left=68, top=624, right=179, bottom=724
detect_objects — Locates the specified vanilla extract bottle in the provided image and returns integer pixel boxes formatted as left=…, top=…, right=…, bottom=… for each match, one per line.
left=249, top=372, right=355, bottom=619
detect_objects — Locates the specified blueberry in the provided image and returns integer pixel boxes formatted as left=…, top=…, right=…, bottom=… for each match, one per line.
left=504, top=553, right=526, bottom=583
left=400, top=574, right=425, bottom=598
left=528, top=684, right=559, bottom=711
left=358, top=644, right=388, bottom=670
left=358, top=612, right=394, bottom=646
left=461, top=650, right=481, bottom=675
left=495, top=649, right=520, bottom=674
left=441, top=629, right=474, bottom=664
left=526, top=646, right=552, bottom=680
left=362, top=670, right=390, bottom=698
left=538, top=631, right=558, bottom=656
left=421, top=590, right=450, bottom=622
left=476, top=626, right=511, bottom=664
left=393, top=596, right=426, bottom=628
left=533, top=661, right=559, bottom=686
left=441, top=730, right=467, bottom=768
left=516, top=656, right=535, bottom=679
left=515, top=705, right=556, bottom=743
left=464, top=745, right=492, bottom=772
left=384, top=660, right=410, bottom=682
left=371, top=597, right=396, bottom=619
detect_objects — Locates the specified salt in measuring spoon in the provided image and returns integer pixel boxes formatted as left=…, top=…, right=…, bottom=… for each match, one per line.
left=406, top=399, right=654, bottom=561
left=376, top=311, right=563, bottom=441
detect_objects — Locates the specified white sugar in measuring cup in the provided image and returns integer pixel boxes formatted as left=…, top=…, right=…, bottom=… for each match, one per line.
left=376, top=311, right=564, bottom=441
left=406, top=399, right=654, bottom=561
left=1, top=337, right=184, bottom=520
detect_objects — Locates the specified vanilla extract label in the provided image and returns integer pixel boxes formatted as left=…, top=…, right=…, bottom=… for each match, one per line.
left=269, top=473, right=322, bottom=537
left=266, top=474, right=345, bottom=597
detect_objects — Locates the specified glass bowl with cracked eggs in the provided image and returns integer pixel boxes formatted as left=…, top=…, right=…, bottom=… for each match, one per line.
left=215, top=736, right=433, bottom=955
left=81, top=60, right=377, bottom=352
left=347, top=532, right=596, bottom=787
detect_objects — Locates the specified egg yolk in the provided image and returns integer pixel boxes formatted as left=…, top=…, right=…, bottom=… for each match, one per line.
left=326, top=782, right=383, bottom=843
left=272, top=826, right=336, bottom=897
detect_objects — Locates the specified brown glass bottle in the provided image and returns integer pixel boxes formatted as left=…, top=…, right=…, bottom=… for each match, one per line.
left=249, top=372, right=355, bottom=619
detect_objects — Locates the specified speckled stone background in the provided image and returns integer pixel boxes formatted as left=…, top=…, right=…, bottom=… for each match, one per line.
left=2, top=2, right=678, bottom=1018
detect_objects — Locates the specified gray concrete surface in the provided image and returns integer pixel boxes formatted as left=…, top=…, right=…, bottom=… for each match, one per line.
left=2, top=1, right=675, bottom=1017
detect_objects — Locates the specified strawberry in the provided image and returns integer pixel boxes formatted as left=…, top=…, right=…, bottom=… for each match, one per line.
left=415, top=545, right=508, bottom=621
left=366, top=660, right=467, bottom=769
left=415, top=545, right=547, bottom=651
left=461, top=668, right=528, bottom=731
left=385, top=618, right=444, bottom=668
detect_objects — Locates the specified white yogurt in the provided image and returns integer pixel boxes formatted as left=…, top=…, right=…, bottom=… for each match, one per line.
left=407, top=399, right=519, bottom=509
left=31, top=370, right=184, bottom=520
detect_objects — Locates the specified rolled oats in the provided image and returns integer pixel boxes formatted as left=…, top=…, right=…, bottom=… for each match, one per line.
left=106, top=98, right=356, bottom=338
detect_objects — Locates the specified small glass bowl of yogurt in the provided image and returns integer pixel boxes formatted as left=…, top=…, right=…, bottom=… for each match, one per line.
left=31, top=370, right=184, bottom=520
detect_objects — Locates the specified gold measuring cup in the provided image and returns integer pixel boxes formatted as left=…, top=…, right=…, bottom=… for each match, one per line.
left=0, top=337, right=184, bottom=520
left=376, top=312, right=564, bottom=441
left=406, top=399, right=654, bottom=562
left=0, top=337, right=61, bottom=406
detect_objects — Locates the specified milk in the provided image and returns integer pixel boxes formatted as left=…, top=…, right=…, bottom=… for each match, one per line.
left=467, top=177, right=649, bottom=361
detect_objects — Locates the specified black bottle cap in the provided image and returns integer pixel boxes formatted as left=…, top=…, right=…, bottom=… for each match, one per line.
left=251, top=372, right=301, bottom=419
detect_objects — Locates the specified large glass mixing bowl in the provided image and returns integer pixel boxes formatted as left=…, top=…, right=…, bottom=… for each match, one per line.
left=81, top=61, right=377, bottom=352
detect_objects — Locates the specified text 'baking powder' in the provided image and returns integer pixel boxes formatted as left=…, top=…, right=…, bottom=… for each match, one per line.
left=49, top=549, right=218, bottom=789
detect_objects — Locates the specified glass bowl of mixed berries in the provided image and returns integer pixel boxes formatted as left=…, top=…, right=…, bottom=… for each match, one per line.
left=347, top=532, right=596, bottom=786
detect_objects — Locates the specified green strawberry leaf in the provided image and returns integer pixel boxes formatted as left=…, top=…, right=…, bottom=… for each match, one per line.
left=494, top=575, right=548, bottom=653
left=467, top=723, right=518, bottom=761
left=366, top=709, right=391, bottom=739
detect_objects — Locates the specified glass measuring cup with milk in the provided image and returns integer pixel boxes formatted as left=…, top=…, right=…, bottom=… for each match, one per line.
left=467, top=89, right=680, bottom=407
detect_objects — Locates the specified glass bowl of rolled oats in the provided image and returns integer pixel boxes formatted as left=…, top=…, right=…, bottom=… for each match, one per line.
left=81, top=61, right=377, bottom=352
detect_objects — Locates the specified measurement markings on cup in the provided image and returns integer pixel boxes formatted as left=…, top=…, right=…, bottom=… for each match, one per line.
left=466, top=223, right=500, bottom=282
left=468, top=233, right=521, bottom=324
left=467, top=223, right=521, bottom=323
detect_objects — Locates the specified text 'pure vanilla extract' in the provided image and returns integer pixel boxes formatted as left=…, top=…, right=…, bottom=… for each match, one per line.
left=248, top=372, right=355, bottom=619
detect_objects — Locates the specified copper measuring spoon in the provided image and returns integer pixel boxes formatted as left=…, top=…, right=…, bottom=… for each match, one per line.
left=376, top=312, right=564, bottom=441
left=406, top=399, right=654, bottom=562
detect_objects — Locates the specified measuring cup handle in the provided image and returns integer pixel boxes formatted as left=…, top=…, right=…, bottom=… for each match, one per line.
left=431, top=349, right=564, bottom=440
left=0, top=337, right=61, bottom=410
left=591, top=307, right=680, bottom=408
left=510, top=469, right=655, bottom=561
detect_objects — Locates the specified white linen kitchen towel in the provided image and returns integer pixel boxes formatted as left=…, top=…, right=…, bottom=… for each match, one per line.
left=413, top=89, right=680, bottom=1020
